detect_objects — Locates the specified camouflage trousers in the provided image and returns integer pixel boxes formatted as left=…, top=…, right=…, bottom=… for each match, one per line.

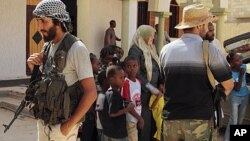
left=162, top=119, right=218, bottom=141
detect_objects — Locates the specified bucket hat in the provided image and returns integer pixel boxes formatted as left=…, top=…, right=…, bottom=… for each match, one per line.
left=175, top=4, right=215, bottom=29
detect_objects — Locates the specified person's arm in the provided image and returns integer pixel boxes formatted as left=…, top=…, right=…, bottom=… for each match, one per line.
left=98, top=111, right=104, bottom=127
left=96, top=93, right=105, bottom=127
left=60, top=41, right=97, bottom=135
left=129, top=109, right=144, bottom=129
left=150, top=92, right=163, bottom=109
left=234, top=68, right=245, bottom=91
left=109, top=102, right=134, bottom=117
left=116, top=36, right=121, bottom=41
left=208, top=43, right=233, bottom=96
left=164, top=32, right=171, bottom=43
left=27, top=52, right=43, bottom=72
left=221, top=79, right=234, bottom=96
left=61, top=77, right=97, bottom=135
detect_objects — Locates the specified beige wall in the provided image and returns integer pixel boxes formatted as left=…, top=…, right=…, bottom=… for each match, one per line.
left=176, top=0, right=250, bottom=47
left=220, top=0, right=250, bottom=46
left=228, top=0, right=250, bottom=21
left=0, top=0, right=27, bottom=80
left=78, top=0, right=122, bottom=57
left=0, top=0, right=123, bottom=80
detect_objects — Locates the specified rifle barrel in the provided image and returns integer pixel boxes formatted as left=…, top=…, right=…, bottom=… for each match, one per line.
left=3, top=100, right=26, bottom=133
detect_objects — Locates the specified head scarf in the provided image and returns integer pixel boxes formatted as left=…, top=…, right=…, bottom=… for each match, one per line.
left=33, top=0, right=71, bottom=23
left=131, top=25, right=160, bottom=81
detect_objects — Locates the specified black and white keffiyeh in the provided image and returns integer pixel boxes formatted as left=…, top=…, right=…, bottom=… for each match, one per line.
left=33, top=0, right=71, bottom=22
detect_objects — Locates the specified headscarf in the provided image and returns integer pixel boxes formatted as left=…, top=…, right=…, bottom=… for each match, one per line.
left=33, top=0, right=71, bottom=23
left=131, top=25, right=160, bottom=81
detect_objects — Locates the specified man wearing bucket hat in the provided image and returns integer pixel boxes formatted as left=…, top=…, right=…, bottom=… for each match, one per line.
left=27, top=0, right=97, bottom=140
left=160, top=4, right=233, bottom=141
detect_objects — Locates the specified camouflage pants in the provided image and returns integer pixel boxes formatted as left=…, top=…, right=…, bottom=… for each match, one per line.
left=162, top=119, right=217, bottom=141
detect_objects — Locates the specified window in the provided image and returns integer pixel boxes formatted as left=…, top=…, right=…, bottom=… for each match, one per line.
left=169, top=0, right=179, bottom=37
left=138, top=1, right=149, bottom=27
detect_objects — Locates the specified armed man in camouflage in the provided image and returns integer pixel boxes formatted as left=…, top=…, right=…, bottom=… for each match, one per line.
left=27, top=0, right=97, bottom=140
left=160, top=4, right=234, bottom=141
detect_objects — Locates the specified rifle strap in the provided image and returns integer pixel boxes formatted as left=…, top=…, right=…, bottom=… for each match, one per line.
left=202, top=40, right=216, bottom=90
left=43, top=33, right=79, bottom=73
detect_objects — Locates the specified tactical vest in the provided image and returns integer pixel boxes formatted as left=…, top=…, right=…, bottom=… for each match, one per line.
left=32, top=33, right=84, bottom=125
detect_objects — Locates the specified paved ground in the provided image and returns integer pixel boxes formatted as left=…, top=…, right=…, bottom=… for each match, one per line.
left=0, top=86, right=37, bottom=141
left=0, top=108, right=37, bottom=141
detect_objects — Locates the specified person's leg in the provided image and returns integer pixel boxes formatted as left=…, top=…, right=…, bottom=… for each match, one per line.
left=162, top=120, right=184, bottom=141
left=37, top=120, right=50, bottom=141
left=109, top=137, right=128, bottom=141
left=138, top=108, right=154, bottom=141
left=49, top=123, right=81, bottom=141
left=224, top=96, right=241, bottom=141
left=183, top=120, right=211, bottom=141
left=238, top=95, right=249, bottom=124
left=81, top=115, right=95, bottom=141
left=127, top=121, right=138, bottom=141
left=97, top=129, right=104, bottom=141
left=103, top=134, right=111, bottom=141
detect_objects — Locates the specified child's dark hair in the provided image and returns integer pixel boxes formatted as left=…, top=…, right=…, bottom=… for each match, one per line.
left=97, top=71, right=106, bottom=87
left=89, top=53, right=97, bottom=63
left=123, top=55, right=139, bottom=66
left=100, top=46, right=114, bottom=59
left=226, top=52, right=236, bottom=63
left=106, top=65, right=123, bottom=79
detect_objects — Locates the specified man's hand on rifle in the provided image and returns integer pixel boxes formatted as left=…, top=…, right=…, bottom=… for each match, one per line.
left=27, top=53, right=43, bottom=72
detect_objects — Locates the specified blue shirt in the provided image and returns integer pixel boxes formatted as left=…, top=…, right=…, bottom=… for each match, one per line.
left=231, top=64, right=249, bottom=97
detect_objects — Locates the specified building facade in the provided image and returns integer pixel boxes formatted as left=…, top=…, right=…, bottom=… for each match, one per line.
left=0, top=0, right=250, bottom=80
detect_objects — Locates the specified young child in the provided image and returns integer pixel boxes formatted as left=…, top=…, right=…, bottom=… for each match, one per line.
left=224, top=52, right=249, bottom=141
left=102, top=65, right=134, bottom=141
left=81, top=53, right=100, bottom=141
left=122, top=56, right=144, bottom=141
left=100, top=46, right=115, bottom=71
left=95, top=71, right=109, bottom=141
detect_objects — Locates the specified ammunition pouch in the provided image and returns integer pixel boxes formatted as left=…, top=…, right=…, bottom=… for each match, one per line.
left=31, top=33, right=84, bottom=125
left=32, top=76, right=84, bottom=125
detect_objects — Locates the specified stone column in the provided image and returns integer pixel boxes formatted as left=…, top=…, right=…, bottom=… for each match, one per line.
left=211, top=0, right=229, bottom=46
left=214, top=14, right=226, bottom=44
left=121, top=0, right=137, bottom=58
left=152, top=12, right=171, bottom=54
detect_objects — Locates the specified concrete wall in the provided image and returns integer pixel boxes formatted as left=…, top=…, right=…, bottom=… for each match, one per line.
left=176, top=0, right=250, bottom=46
left=78, top=0, right=122, bottom=57
left=0, top=0, right=27, bottom=80
left=221, top=0, right=250, bottom=45
left=228, top=0, right=250, bottom=20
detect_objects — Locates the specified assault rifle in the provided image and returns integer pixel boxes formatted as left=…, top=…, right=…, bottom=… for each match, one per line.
left=3, top=65, right=40, bottom=133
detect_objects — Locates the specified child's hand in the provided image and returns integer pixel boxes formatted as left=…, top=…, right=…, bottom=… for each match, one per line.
left=137, top=117, right=144, bottom=129
left=126, top=102, right=135, bottom=112
left=240, top=68, right=246, bottom=76
left=155, top=91, right=163, bottom=98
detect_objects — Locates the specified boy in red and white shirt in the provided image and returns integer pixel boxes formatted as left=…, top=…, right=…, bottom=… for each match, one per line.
left=122, top=56, right=144, bottom=141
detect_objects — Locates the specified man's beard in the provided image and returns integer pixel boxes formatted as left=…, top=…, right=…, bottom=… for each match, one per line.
left=205, top=33, right=214, bottom=42
left=42, top=25, right=57, bottom=42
